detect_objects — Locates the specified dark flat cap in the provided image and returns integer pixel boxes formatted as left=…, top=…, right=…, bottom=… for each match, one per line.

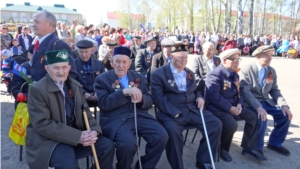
left=252, top=45, right=275, bottom=56
left=76, top=40, right=94, bottom=49
left=144, top=36, right=157, bottom=44
left=161, top=38, right=175, bottom=46
left=107, top=41, right=118, bottom=46
left=133, top=36, right=142, bottom=40
left=171, top=41, right=188, bottom=53
left=114, top=46, right=131, bottom=57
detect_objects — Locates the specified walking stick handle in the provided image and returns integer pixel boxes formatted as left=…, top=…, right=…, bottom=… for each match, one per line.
left=83, top=110, right=101, bottom=169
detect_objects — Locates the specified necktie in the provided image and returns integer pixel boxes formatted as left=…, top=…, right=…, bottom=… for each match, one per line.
left=259, top=67, right=265, bottom=87
left=34, top=40, right=39, bottom=52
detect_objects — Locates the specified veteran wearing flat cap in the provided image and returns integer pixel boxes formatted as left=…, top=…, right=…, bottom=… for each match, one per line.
left=75, top=40, right=105, bottom=108
left=150, top=38, right=175, bottom=73
left=135, top=36, right=157, bottom=78
left=26, top=50, right=114, bottom=169
left=151, top=42, right=222, bottom=169
left=239, top=45, right=292, bottom=156
left=95, top=46, right=168, bottom=169
left=129, top=36, right=146, bottom=70
left=205, top=49, right=267, bottom=162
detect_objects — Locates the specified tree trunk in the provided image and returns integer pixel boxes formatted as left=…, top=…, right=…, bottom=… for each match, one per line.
left=294, top=2, right=300, bottom=34
left=278, top=2, right=283, bottom=35
left=209, top=0, right=215, bottom=32
left=204, top=0, right=208, bottom=32
left=216, top=0, right=222, bottom=33
left=237, top=0, right=243, bottom=35
left=223, top=0, right=231, bottom=33
left=261, top=0, right=267, bottom=35
left=190, top=0, right=194, bottom=31
left=249, top=0, right=254, bottom=34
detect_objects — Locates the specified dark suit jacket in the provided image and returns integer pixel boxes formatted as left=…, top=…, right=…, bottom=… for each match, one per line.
left=135, top=49, right=156, bottom=76
left=150, top=51, right=169, bottom=73
left=239, top=61, right=288, bottom=109
left=95, top=69, right=154, bottom=140
left=129, top=44, right=146, bottom=70
left=75, top=57, right=105, bottom=94
left=18, top=34, right=33, bottom=52
left=151, top=63, right=202, bottom=123
left=72, top=49, right=97, bottom=59
left=191, top=55, right=221, bottom=82
left=205, top=64, right=243, bottom=113
left=31, top=33, right=77, bottom=82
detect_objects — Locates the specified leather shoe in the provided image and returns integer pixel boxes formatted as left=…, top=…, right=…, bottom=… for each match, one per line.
left=258, top=150, right=264, bottom=156
left=267, top=144, right=290, bottom=156
left=220, top=149, right=232, bottom=162
left=241, top=149, right=267, bottom=161
left=196, top=162, right=212, bottom=169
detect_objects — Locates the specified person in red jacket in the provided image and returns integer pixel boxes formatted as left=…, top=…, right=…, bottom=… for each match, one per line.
left=117, top=27, right=126, bottom=45
left=224, top=35, right=237, bottom=51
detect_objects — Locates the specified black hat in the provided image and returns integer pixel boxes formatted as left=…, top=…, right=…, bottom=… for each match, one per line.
left=114, top=46, right=131, bottom=57
left=133, top=36, right=142, bottom=40
left=76, top=40, right=94, bottom=49
left=144, top=36, right=157, bottom=44
left=107, top=41, right=118, bottom=46
left=171, top=41, right=189, bottom=53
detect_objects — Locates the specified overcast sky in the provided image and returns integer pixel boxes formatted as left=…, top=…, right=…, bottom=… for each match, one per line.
left=1, top=0, right=118, bottom=24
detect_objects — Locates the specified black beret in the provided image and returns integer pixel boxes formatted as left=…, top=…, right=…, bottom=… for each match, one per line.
left=133, top=36, right=142, bottom=40
left=107, top=41, right=118, bottom=46
left=171, top=41, right=189, bottom=53
left=114, top=46, right=131, bottom=57
left=76, top=40, right=94, bottom=49
left=144, top=36, right=157, bottom=44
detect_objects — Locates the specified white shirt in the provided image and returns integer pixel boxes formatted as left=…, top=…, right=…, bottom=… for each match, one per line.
left=22, top=34, right=29, bottom=50
left=203, top=56, right=215, bottom=73
left=170, top=63, right=187, bottom=91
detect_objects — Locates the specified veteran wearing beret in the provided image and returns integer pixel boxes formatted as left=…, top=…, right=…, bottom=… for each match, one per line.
left=95, top=46, right=168, bottom=169
left=239, top=45, right=292, bottom=156
left=129, top=35, right=147, bottom=70
left=26, top=50, right=114, bottom=169
left=150, top=38, right=175, bottom=73
left=151, top=42, right=222, bottom=169
left=74, top=40, right=105, bottom=108
left=205, top=48, right=267, bottom=162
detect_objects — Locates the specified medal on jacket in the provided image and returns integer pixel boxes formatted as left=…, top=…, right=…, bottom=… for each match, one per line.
left=168, top=79, right=175, bottom=87
left=266, top=72, right=273, bottom=83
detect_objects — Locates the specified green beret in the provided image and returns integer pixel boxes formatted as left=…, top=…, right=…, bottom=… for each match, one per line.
left=46, top=50, right=69, bottom=65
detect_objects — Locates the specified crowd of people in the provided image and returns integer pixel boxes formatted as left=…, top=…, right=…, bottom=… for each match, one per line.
left=0, top=9, right=295, bottom=169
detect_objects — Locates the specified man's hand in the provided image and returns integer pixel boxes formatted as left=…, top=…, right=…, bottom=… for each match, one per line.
left=123, top=87, right=142, bottom=103
left=79, top=130, right=98, bottom=146
left=84, top=93, right=94, bottom=101
left=256, top=107, right=268, bottom=121
left=282, top=106, right=293, bottom=121
left=230, top=106, right=239, bottom=116
left=196, top=97, right=205, bottom=110
left=92, top=93, right=97, bottom=101
left=236, top=103, right=242, bottom=115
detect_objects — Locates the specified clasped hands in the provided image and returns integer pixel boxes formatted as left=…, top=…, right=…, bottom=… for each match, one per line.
left=230, top=104, right=242, bottom=116
left=84, top=92, right=97, bottom=102
left=78, top=129, right=98, bottom=146
left=123, top=87, right=143, bottom=103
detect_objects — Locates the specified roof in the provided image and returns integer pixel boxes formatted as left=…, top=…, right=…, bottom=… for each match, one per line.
left=107, top=12, right=143, bottom=20
left=1, top=4, right=79, bottom=14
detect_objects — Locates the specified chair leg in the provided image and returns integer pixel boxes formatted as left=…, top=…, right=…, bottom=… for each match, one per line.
left=191, top=129, right=198, bottom=144
left=217, top=143, right=220, bottom=162
left=19, top=146, right=22, bottom=161
left=184, top=129, right=189, bottom=145
left=86, top=156, right=89, bottom=169
left=138, top=136, right=142, bottom=146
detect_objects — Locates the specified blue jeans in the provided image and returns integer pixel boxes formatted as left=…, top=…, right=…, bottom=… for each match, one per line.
left=249, top=101, right=290, bottom=150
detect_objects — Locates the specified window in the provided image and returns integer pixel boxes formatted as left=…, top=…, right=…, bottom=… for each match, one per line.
left=61, top=14, right=67, bottom=20
left=21, top=13, right=26, bottom=19
left=12, top=12, right=18, bottom=18
left=54, top=14, right=59, bottom=19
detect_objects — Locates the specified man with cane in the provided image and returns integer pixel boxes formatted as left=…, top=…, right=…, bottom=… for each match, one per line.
left=151, top=42, right=222, bottom=169
left=95, top=46, right=168, bottom=169
left=26, top=50, right=114, bottom=169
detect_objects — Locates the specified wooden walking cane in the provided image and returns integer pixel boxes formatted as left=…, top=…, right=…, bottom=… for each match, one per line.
left=83, top=109, right=101, bottom=169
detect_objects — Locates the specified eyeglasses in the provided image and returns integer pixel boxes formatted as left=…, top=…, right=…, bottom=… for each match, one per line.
left=2, top=28, right=8, bottom=30
left=226, top=58, right=242, bottom=62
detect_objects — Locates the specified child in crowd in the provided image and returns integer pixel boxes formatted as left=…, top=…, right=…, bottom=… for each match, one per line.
left=10, top=39, right=23, bottom=55
left=1, top=49, right=12, bottom=95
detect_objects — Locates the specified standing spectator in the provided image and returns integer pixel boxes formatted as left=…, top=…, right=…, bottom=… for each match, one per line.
left=82, top=26, right=89, bottom=36
left=10, top=39, right=23, bottom=55
left=98, top=36, right=110, bottom=61
left=59, top=22, right=73, bottom=48
left=18, top=26, right=33, bottom=52
left=70, top=19, right=78, bottom=42
left=88, top=24, right=94, bottom=30
left=1, top=24, right=13, bottom=51
left=237, top=34, right=244, bottom=54
left=210, top=32, right=219, bottom=54
left=277, top=35, right=289, bottom=58
left=74, top=25, right=85, bottom=50
left=15, top=26, right=23, bottom=39
left=116, top=28, right=126, bottom=45
left=194, top=32, right=200, bottom=54
left=223, top=35, right=237, bottom=51
left=1, top=49, right=12, bottom=95
left=290, top=36, right=300, bottom=59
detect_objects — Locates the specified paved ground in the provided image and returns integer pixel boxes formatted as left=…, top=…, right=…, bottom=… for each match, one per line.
left=1, top=56, right=300, bottom=169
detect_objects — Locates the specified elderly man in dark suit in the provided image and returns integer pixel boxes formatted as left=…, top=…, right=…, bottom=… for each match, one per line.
left=95, top=46, right=168, bottom=169
left=205, top=49, right=267, bottom=162
left=31, top=10, right=77, bottom=82
left=135, top=36, right=157, bottom=79
left=150, top=38, right=175, bottom=73
left=240, top=45, right=292, bottom=156
left=75, top=40, right=105, bottom=108
left=151, top=42, right=222, bottom=169
left=129, top=36, right=146, bottom=70
left=191, top=42, right=221, bottom=94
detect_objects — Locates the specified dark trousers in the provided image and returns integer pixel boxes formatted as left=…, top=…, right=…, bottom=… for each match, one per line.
left=161, top=111, right=221, bottom=169
left=114, top=115, right=168, bottom=169
left=49, top=136, right=115, bottom=169
left=249, top=101, right=290, bottom=150
left=211, top=108, right=258, bottom=152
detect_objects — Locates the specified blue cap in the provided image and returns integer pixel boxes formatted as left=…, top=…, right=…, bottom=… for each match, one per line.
left=113, top=46, right=131, bottom=57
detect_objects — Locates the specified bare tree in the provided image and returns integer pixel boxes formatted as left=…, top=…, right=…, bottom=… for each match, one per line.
left=216, top=0, right=222, bottom=32
left=260, top=0, right=267, bottom=35
left=221, top=0, right=231, bottom=33
left=249, top=0, right=254, bottom=34
left=209, top=0, right=216, bottom=32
